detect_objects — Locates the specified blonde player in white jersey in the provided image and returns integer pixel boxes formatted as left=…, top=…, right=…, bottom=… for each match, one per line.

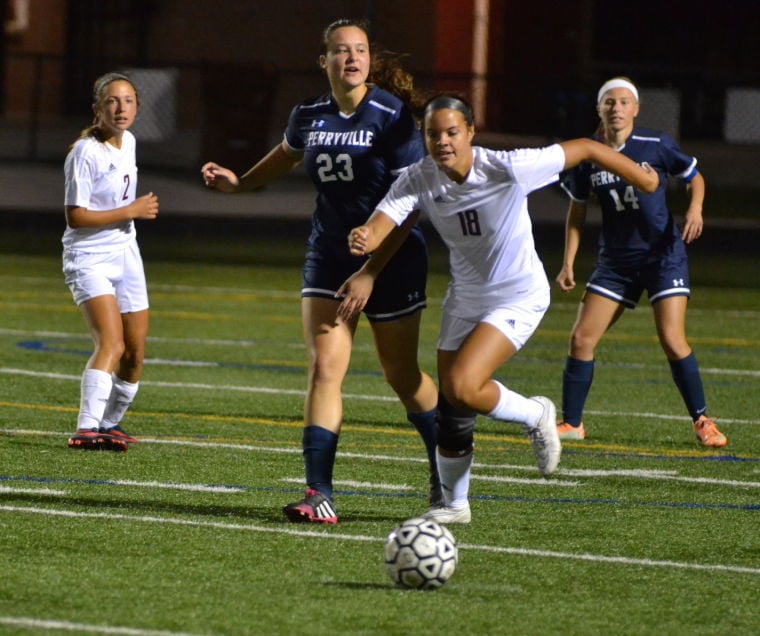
left=343, top=94, right=658, bottom=523
left=63, top=72, right=159, bottom=452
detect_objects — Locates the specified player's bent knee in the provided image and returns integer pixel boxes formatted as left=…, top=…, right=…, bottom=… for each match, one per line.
left=437, top=392, right=476, bottom=453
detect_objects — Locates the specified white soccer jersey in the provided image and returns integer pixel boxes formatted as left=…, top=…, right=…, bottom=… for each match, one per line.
left=62, top=131, right=138, bottom=251
left=378, top=144, right=565, bottom=317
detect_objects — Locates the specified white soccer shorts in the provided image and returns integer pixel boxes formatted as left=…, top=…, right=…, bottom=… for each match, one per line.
left=63, top=240, right=149, bottom=312
left=437, top=287, right=549, bottom=352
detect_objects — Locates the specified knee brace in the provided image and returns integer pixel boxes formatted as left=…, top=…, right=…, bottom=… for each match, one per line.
left=437, top=392, right=476, bottom=453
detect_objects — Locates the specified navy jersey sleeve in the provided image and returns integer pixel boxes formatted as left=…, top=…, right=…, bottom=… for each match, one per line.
left=656, top=132, right=698, bottom=182
left=283, top=103, right=307, bottom=153
left=560, top=162, right=592, bottom=202
left=381, top=105, right=425, bottom=178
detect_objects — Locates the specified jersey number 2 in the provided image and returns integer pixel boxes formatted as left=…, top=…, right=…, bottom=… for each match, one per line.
left=608, top=185, right=640, bottom=211
left=316, top=153, right=354, bottom=182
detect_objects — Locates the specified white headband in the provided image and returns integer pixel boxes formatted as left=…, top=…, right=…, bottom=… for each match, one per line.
left=597, top=79, right=639, bottom=104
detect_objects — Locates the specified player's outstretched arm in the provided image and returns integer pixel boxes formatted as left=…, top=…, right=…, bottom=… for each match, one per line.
left=560, top=139, right=659, bottom=193
left=201, top=143, right=300, bottom=193
left=337, top=211, right=419, bottom=321
left=348, top=210, right=398, bottom=256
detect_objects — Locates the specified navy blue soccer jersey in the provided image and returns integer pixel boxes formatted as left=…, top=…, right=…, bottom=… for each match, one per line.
left=561, top=126, right=698, bottom=266
left=284, top=85, right=424, bottom=247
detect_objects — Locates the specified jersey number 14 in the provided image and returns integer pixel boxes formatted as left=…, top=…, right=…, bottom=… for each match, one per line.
left=608, top=185, right=640, bottom=211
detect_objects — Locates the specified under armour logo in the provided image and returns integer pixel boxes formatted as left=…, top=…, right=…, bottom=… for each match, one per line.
left=673, top=278, right=684, bottom=286
left=311, top=119, right=325, bottom=128
left=505, top=319, right=515, bottom=328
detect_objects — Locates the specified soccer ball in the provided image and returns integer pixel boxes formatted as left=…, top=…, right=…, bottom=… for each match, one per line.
left=383, top=517, right=458, bottom=590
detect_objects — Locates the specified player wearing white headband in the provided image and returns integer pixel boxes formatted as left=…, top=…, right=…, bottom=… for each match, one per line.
left=555, top=76, right=727, bottom=448
left=596, top=78, right=639, bottom=104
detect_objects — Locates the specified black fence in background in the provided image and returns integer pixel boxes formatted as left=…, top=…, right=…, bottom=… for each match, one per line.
left=2, top=52, right=283, bottom=175
left=2, top=51, right=759, bottom=195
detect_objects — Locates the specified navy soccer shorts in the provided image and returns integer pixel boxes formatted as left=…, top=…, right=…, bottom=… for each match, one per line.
left=586, top=254, right=690, bottom=309
left=302, top=229, right=428, bottom=323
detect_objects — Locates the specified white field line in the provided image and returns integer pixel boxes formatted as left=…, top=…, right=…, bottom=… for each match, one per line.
left=0, top=475, right=246, bottom=494
left=109, top=480, right=246, bottom=493
left=2, top=366, right=758, bottom=423
left=0, top=616, right=216, bottom=636
left=0, top=486, right=67, bottom=496
left=3, top=429, right=758, bottom=491
left=280, top=477, right=415, bottom=491
left=469, top=475, right=581, bottom=487
left=2, top=504, right=758, bottom=576
left=0, top=368, right=384, bottom=401
left=2, top=324, right=760, bottom=375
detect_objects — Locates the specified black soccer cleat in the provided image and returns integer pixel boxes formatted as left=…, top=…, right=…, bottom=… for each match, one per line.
left=283, top=488, right=338, bottom=524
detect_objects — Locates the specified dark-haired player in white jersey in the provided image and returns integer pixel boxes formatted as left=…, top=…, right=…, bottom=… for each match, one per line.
left=201, top=19, right=439, bottom=523
left=555, top=77, right=726, bottom=448
left=64, top=72, right=160, bottom=452
left=345, top=94, right=658, bottom=523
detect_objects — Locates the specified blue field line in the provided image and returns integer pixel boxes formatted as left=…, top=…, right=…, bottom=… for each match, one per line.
left=563, top=449, right=760, bottom=463
left=2, top=475, right=757, bottom=513
left=15, top=340, right=385, bottom=376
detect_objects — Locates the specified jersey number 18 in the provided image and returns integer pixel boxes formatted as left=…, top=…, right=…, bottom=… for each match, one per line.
left=457, top=209, right=482, bottom=236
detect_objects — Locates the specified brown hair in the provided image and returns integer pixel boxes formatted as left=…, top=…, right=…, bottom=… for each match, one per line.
left=320, top=19, right=425, bottom=112
left=69, top=72, right=138, bottom=149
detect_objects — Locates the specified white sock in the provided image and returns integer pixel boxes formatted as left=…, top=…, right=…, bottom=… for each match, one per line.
left=486, top=380, right=543, bottom=427
left=100, top=374, right=139, bottom=430
left=437, top=449, right=473, bottom=509
left=77, top=369, right=113, bottom=430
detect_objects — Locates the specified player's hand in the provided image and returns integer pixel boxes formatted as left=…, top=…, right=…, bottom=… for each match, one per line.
left=131, top=192, right=159, bottom=220
left=335, top=270, right=374, bottom=321
left=681, top=206, right=704, bottom=243
left=640, top=161, right=659, bottom=193
left=555, top=265, right=575, bottom=292
left=201, top=162, right=239, bottom=193
left=348, top=226, right=370, bottom=256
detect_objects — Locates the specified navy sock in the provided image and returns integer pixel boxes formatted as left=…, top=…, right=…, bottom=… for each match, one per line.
left=669, top=352, right=707, bottom=421
left=302, top=425, right=339, bottom=500
left=407, top=408, right=438, bottom=472
left=562, top=356, right=594, bottom=426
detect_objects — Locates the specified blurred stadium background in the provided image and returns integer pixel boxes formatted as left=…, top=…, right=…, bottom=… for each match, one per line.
left=1, top=0, right=759, bottom=225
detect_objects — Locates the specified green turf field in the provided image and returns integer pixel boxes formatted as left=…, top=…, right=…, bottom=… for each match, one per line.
left=1, top=223, right=758, bottom=635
